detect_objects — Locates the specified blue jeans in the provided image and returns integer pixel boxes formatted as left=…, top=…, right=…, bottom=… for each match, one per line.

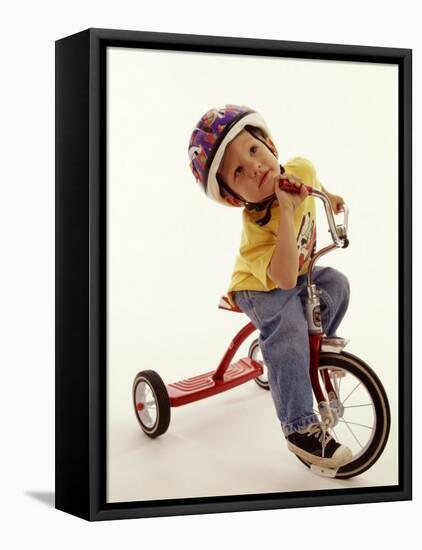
left=233, top=266, right=350, bottom=436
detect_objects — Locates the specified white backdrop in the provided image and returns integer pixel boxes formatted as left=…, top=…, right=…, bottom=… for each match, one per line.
left=1, top=0, right=419, bottom=547
left=107, top=47, right=398, bottom=501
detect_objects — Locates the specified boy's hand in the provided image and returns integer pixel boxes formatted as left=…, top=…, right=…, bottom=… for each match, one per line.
left=326, top=192, right=345, bottom=214
left=274, top=173, right=309, bottom=214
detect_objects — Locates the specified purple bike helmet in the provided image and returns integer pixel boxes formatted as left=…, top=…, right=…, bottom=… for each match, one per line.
left=188, top=104, right=278, bottom=208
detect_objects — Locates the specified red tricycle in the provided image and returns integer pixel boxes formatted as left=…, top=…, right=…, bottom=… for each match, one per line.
left=133, top=181, right=390, bottom=479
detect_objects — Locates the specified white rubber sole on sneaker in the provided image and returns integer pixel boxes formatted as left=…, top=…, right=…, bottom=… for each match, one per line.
left=287, top=441, right=353, bottom=469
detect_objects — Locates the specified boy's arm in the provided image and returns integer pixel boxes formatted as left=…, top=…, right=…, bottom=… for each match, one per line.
left=267, top=205, right=299, bottom=290
left=267, top=178, right=310, bottom=290
left=319, top=181, right=345, bottom=214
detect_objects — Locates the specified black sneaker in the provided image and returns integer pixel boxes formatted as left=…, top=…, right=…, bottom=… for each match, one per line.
left=286, top=423, right=352, bottom=469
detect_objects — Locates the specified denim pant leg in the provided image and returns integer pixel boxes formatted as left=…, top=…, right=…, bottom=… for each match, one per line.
left=233, top=286, right=320, bottom=437
left=309, top=266, right=350, bottom=337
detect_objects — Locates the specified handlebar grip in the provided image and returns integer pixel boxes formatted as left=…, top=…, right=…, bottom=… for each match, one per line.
left=278, top=179, right=314, bottom=195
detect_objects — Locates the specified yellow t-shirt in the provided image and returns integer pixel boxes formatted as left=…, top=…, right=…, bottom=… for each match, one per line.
left=227, top=157, right=322, bottom=306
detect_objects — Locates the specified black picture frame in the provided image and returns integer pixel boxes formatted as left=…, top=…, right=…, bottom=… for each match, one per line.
left=55, top=27, right=412, bottom=521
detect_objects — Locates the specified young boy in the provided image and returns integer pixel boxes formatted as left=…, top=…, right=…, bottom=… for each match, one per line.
left=188, top=104, right=352, bottom=469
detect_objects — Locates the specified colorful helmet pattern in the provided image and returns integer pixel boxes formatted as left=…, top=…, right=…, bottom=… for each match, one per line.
left=188, top=104, right=272, bottom=206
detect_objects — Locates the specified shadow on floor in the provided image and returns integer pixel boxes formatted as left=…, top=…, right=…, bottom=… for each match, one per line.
left=26, top=491, right=55, bottom=508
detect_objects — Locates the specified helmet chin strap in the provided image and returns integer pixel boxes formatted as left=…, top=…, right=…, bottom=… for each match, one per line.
left=243, top=165, right=283, bottom=226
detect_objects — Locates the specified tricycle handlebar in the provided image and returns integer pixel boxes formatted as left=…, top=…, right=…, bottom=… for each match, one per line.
left=278, top=179, right=349, bottom=248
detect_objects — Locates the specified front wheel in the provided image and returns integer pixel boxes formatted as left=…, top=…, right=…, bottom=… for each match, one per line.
left=299, top=351, right=391, bottom=479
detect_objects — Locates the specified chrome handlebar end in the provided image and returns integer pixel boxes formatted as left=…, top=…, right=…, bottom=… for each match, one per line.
left=312, top=189, right=349, bottom=247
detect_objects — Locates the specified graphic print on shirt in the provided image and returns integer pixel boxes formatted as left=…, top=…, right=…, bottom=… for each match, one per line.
left=297, top=212, right=317, bottom=271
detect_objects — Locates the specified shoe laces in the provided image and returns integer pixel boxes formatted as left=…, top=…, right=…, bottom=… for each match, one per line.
left=306, top=421, right=333, bottom=458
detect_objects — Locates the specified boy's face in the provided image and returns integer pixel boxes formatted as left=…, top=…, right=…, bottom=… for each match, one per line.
left=217, top=130, right=280, bottom=206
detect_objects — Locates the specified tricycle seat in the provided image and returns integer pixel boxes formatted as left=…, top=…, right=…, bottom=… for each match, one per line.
left=218, top=295, right=242, bottom=313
